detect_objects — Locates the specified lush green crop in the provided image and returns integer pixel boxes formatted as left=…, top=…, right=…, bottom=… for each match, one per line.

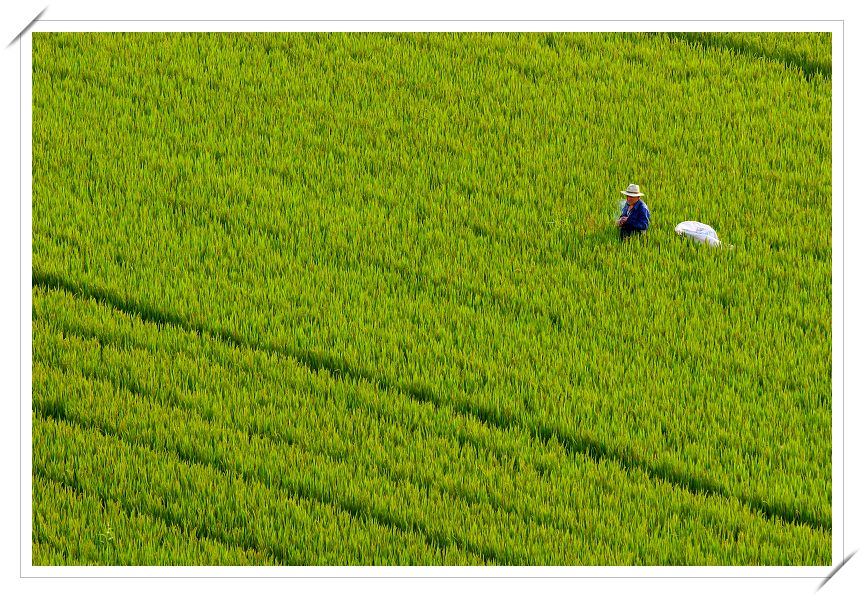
left=664, top=32, right=832, bottom=78
left=32, top=31, right=831, bottom=565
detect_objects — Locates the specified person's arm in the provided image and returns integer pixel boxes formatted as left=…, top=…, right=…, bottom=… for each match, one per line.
left=616, top=203, right=628, bottom=227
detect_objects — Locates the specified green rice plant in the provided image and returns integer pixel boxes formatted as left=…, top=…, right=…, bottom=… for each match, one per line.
left=32, top=285, right=830, bottom=565
left=33, top=473, right=277, bottom=565
left=664, top=31, right=831, bottom=78
left=34, top=412, right=487, bottom=566
left=32, top=31, right=831, bottom=565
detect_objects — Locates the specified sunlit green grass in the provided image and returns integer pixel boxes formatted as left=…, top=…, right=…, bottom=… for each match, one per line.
left=32, top=31, right=832, bottom=565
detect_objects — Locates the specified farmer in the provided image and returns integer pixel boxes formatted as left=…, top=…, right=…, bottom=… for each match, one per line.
left=616, top=183, right=650, bottom=240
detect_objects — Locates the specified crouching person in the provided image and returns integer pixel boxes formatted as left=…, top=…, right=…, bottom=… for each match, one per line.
left=616, top=183, right=650, bottom=240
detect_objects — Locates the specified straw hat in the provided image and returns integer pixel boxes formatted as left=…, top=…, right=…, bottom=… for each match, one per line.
left=621, top=183, right=645, bottom=197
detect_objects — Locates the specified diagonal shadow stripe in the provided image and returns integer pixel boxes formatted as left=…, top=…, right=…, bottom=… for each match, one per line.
left=32, top=470, right=282, bottom=565
left=34, top=348, right=593, bottom=555
left=31, top=268, right=831, bottom=534
left=662, top=32, right=831, bottom=81
left=33, top=406, right=499, bottom=565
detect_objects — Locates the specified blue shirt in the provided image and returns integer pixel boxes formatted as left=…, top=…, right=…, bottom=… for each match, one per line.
left=620, top=199, right=650, bottom=232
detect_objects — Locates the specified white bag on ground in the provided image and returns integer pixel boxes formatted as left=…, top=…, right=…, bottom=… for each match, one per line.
left=675, top=221, right=723, bottom=247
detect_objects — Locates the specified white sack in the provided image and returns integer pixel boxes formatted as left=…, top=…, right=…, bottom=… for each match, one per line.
left=675, top=221, right=722, bottom=247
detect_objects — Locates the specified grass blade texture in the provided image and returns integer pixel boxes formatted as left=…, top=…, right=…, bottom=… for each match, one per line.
left=32, top=31, right=832, bottom=565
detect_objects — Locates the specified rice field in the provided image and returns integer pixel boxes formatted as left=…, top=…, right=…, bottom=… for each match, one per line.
left=31, top=31, right=832, bottom=565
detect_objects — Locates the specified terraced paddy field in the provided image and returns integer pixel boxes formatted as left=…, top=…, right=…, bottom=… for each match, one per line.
left=31, top=31, right=832, bottom=565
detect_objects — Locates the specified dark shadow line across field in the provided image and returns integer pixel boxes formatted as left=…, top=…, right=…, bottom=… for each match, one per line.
left=35, top=341, right=607, bottom=559
left=32, top=269, right=830, bottom=534
left=32, top=387, right=500, bottom=566
left=34, top=287, right=517, bottom=475
left=661, top=32, right=831, bottom=81
left=33, top=455, right=295, bottom=565
left=31, top=470, right=280, bottom=566
left=34, top=354, right=542, bottom=563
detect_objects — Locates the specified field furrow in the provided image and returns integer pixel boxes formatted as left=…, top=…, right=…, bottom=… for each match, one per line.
left=33, top=412, right=489, bottom=566
left=34, top=267, right=830, bottom=532
left=33, top=473, right=277, bottom=565
left=663, top=32, right=832, bottom=80
left=33, top=285, right=830, bottom=564
left=32, top=30, right=832, bottom=565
